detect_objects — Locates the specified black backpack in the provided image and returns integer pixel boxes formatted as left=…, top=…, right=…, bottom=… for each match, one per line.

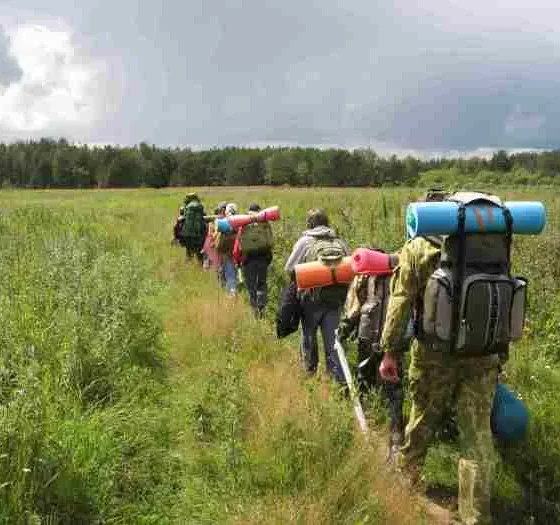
left=276, top=280, right=302, bottom=338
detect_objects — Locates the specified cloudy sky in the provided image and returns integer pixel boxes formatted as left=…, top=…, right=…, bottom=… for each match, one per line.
left=0, top=0, right=558, bottom=155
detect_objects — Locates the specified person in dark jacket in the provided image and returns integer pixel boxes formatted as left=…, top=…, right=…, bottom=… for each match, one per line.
left=233, top=203, right=273, bottom=318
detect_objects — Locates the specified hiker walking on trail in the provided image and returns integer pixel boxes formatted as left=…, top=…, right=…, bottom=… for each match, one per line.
left=180, top=193, right=207, bottom=265
left=285, top=209, right=350, bottom=385
left=202, top=201, right=227, bottom=271
left=379, top=189, right=519, bottom=525
left=337, top=267, right=406, bottom=459
left=214, top=202, right=238, bottom=296
left=233, top=203, right=273, bottom=319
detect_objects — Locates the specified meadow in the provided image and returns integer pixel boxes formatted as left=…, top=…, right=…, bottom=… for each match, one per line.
left=0, top=186, right=558, bottom=524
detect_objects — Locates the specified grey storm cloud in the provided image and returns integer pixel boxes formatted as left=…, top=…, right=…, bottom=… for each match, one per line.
left=0, top=25, right=22, bottom=87
left=2, top=0, right=560, bottom=151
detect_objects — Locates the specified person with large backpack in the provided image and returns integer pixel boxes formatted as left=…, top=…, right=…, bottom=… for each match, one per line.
left=337, top=260, right=406, bottom=460
left=180, top=193, right=208, bottom=265
left=233, top=203, right=273, bottom=318
left=214, top=202, right=239, bottom=296
left=379, top=189, right=524, bottom=525
left=285, top=209, right=351, bottom=385
left=202, top=201, right=227, bottom=271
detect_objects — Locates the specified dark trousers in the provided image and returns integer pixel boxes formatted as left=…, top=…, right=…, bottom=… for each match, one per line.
left=242, top=256, right=270, bottom=317
left=185, top=240, right=204, bottom=265
left=300, top=298, right=345, bottom=384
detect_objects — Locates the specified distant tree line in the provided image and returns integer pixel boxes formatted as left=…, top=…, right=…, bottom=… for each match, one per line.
left=1, top=138, right=559, bottom=188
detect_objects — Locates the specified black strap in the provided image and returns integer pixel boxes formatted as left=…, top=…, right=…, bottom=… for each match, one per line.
left=450, top=204, right=466, bottom=353
left=502, top=206, right=513, bottom=276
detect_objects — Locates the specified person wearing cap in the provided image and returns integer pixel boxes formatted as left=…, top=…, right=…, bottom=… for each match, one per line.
left=180, top=192, right=207, bottom=265
left=214, top=203, right=238, bottom=296
left=379, top=188, right=502, bottom=525
left=216, top=202, right=227, bottom=217
left=284, top=208, right=350, bottom=385
left=233, top=203, right=274, bottom=318
left=201, top=201, right=228, bottom=271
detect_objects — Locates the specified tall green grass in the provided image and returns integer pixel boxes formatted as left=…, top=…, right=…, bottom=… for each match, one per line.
left=0, top=202, right=180, bottom=524
left=0, top=187, right=559, bottom=524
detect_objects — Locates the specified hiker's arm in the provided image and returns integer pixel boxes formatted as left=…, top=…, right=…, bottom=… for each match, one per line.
left=284, top=237, right=308, bottom=273
left=381, top=243, right=418, bottom=354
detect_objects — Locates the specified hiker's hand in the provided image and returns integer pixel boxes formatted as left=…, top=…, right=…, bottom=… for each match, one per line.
left=379, top=352, right=400, bottom=383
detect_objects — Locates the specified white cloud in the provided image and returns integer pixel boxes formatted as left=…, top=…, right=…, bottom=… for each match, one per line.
left=0, top=23, right=115, bottom=134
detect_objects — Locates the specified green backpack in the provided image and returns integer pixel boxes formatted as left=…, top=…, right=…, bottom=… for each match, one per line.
left=358, top=272, right=391, bottom=353
left=420, top=192, right=527, bottom=356
left=240, top=221, right=273, bottom=255
left=181, top=200, right=206, bottom=243
left=301, top=235, right=350, bottom=307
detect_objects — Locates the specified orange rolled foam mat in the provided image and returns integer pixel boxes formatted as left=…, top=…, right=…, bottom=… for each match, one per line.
left=295, top=256, right=355, bottom=290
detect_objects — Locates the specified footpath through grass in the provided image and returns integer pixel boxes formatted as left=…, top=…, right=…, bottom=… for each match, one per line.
left=161, top=256, right=430, bottom=525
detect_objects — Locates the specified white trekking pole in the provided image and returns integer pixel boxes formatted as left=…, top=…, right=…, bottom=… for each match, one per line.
left=334, top=331, right=369, bottom=438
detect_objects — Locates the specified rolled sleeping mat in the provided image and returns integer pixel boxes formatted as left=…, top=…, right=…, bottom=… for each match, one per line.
left=295, top=257, right=355, bottom=290
left=256, top=206, right=280, bottom=222
left=226, top=206, right=281, bottom=230
left=351, top=248, right=399, bottom=276
left=406, top=201, right=546, bottom=238
left=226, top=214, right=254, bottom=229
left=491, top=383, right=529, bottom=442
left=216, top=218, right=234, bottom=233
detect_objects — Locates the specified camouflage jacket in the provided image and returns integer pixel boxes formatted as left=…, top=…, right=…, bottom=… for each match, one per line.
left=380, top=237, right=440, bottom=354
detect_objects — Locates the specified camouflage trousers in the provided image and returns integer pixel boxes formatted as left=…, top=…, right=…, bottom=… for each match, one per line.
left=397, top=342, right=500, bottom=525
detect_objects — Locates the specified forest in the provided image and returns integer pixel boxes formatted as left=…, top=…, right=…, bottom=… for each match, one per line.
left=1, top=138, right=560, bottom=189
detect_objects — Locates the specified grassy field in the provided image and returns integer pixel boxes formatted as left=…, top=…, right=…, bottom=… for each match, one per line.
left=0, top=186, right=558, bottom=524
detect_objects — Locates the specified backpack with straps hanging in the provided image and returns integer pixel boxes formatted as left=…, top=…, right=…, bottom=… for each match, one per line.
left=358, top=267, right=391, bottom=353
left=420, top=192, right=528, bottom=356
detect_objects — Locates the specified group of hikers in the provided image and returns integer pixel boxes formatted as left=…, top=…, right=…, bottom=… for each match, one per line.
left=173, top=193, right=273, bottom=318
left=174, top=188, right=531, bottom=525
